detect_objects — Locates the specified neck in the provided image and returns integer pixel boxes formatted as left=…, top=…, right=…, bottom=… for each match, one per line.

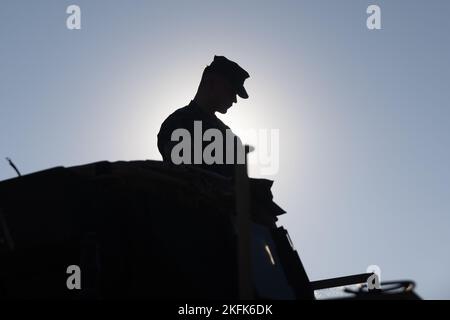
left=193, top=95, right=215, bottom=116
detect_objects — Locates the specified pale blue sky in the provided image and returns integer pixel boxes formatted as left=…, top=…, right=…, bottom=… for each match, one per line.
left=1, top=0, right=450, bottom=299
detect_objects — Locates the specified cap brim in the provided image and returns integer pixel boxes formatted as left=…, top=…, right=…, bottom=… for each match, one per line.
left=236, top=85, right=249, bottom=99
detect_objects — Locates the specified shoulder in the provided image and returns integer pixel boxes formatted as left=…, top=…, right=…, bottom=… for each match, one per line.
left=157, top=104, right=198, bottom=150
left=163, top=105, right=189, bottom=122
left=159, top=105, right=192, bottom=133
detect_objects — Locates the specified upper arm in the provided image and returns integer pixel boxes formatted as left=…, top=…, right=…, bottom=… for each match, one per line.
left=157, top=114, right=191, bottom=162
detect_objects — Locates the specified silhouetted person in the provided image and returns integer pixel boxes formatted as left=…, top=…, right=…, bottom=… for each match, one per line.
left=157, top=55, right=250, bottom=178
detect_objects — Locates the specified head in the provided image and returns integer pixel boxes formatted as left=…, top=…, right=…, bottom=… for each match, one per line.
left=195, top=70, right=238, bottom=114
left=194, top=56, right=249, bottom=114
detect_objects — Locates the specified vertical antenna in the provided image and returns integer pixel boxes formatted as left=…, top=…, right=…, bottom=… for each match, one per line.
left=235, top=144, right=253, bottom=300
left=5, top=158, right=21, bottom=177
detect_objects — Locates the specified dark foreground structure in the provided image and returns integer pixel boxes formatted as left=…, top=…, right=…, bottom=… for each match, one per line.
left=0, top=160, right=420, bottom=299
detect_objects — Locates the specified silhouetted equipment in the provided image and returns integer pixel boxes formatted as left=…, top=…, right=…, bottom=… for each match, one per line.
left=235, top=148, right=253, bottom=299
left=0, top=160, right=420, bottom=299
left=5, top=158, right=21, bottom=177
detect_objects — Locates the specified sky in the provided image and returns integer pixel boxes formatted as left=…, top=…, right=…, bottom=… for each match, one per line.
left=1, top=0, right=450, bottom=299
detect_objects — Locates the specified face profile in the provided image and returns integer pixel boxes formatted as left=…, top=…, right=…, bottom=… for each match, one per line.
left=197, top=55, right=249, bottom=115
left=211, top=74, right=238, bottom=114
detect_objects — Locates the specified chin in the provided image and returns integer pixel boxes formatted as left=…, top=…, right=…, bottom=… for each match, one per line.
left=216, top=107, right=229, bottom=114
